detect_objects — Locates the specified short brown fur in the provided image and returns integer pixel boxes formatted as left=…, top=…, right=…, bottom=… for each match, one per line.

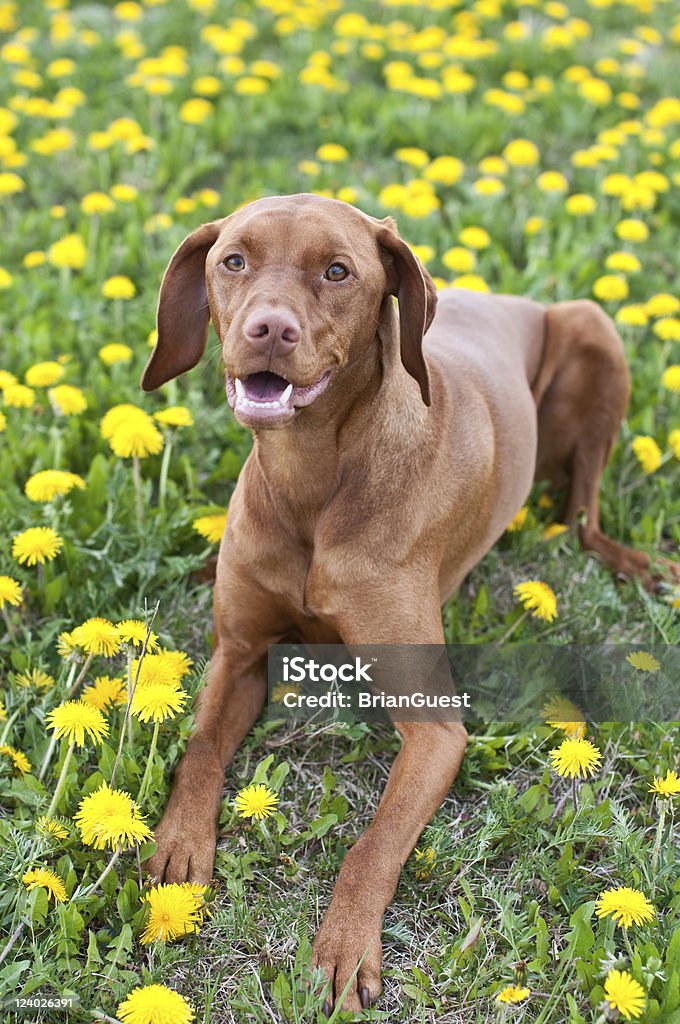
left=142, top=194, right=670, bottom=1012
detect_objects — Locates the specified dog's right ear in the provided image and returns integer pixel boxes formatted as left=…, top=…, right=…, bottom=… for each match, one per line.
left=141, top=220, right=223, bottom=392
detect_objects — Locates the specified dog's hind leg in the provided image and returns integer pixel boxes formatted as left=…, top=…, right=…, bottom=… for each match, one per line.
left=534, top=299, right=659, bottom=589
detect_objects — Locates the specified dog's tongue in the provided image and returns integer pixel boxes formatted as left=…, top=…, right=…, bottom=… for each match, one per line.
left=244, top=371, right=289, bottom=401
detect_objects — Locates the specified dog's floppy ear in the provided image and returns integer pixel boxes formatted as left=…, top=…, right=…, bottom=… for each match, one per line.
left=376, top=221, right=437, bottom=407
left=141, top=220, right=223, bottom=392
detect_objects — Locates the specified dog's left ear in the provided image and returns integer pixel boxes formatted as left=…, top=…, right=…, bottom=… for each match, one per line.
left=377, top=223, right=437, bottom=406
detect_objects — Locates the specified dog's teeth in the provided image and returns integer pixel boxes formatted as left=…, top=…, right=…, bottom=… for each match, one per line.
left=280, top=383, right=293, bottom=404
left=235, top=378, right=246, bottom=399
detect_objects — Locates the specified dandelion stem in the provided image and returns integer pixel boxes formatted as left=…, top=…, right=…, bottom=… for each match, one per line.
left=0, top=922, right=25, bottom=967
left=37, top=661, right=81, bottom=781
left=46, top=742, right=74, bottom=818
left=81, top=846, right=122, bottom=898
left=494, top=608, right=529, bottom=648
left=2, top=605, right=16, bottom=642
left=0, top=707, right=21, bottom=745
left=137, top=720, right=160, bottom=805
left=651, top=798, right=666, bottom=876
left=132, top=456, right=143, bottom=529
left=158, top=436, right=173, bottom=514
left=110, top=602, right=159, bottom=787
left=571, top=776, right=579, bottom=812
left=51, top=424, right=63, bottom=469
left=69, top=651, right=94, bottom=697
left=623, top=927, right=635, bottom=962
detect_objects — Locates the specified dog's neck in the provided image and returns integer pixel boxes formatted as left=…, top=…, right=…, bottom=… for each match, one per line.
left=249, top=302, right=429, bottom=533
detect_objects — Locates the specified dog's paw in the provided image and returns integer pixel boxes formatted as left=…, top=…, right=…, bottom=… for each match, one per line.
left=312, top=910, right=383, bottom=1014
left=146, top=812, right=216, bottom=885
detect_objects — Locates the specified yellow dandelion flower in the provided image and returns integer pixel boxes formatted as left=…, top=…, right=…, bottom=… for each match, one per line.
left=669, top=430, right=680, bottom=461
left=316, top=143, right=348, bottom=162
left=36, top=816, right=69, bottom=840
left=15, top=668, right=54, bottom=690
left=549, top=737, right=602, bottom=779
left=154, top=406, right=194, bottom=428
left=595, top=887, right=655, bottom=929
left=179, top=98, right=213, bottom=124
left=129, top=682, right=187, bottom=723
left=424, top=155, right=464, bottom=185
left=235, top=783, right=278, bottom=820
left=653, top=318, right=680, bottom=342
left=626, top=650, right=660, bottom=672
left=0, top=575, right=22, bottom=608
left=12, top=527, right=63, bottom=566
left=514, top=580, right=557, bottom=622
left=458, top=226, right=490, bottom=250
left=604, top=969, right=645, bottom=1020
left=102, top=275, right=136, bottom=300
left=48, top=233, right=87, bottom=270
left=503, top=138, right=539, bottom=167
left=649, top=770, right=680, bottom=798
left=81, top=676, right=128, bottom=710
left=631, top=436, right=662, bottom=474
left=56, top=629, right=82, bottom=660
left=270, top=683, right=300, bottom=702
left=0, top=370, right=18, bottom=389
left=46, top=700, right=109, bottom=747
left=192, top=511, right=228, bottom=544
left=645, top=293, right=680, bottom=317
left=24, top=469, right=85, bottom=503
left=496, top=984, right=530, bottom=1004
left=593, top=275, right=628, bottom=302
left=48, top=384, right=88, bottom=416
left=100, top=403, right=151, bottom=439
left=131, top=654, right=182, bottom=689
left=25, top=361, right=65, bottom=388
left=74, top=617, right=121, bottom=656
left=414, top=846, right=436, bottom=879
left=99, top=343, right=133, bottom=365
left=155, top=649, right=193, bottom=679
left=615, top=305, right=649, bottom=327
left=140, top=882, right=206, bottom=943
left=542, top=523, right=569, bottom=541
left=566, top=193, right=596, bottom=215
left=22, top=867, right=67, bottom=903
left=117, top=984, right=193, bottom=1024
left=542, top=696, right=586, bottom=739
left=109, top=417, right=164, bottom=458
left=74, top=782, right=153, bottom=850
left=506, top=506, right=528, bottom=532
left=3, top=383, right=36, bottom=408
left=0, top=744, right=31, bottom=774
left=81, top=191, right=115, bottom=215
left=662, top=366, right=680, bottom=393
left=615, top=219, right=648, bottom=243
left=117, top=620, right=159, bottom=650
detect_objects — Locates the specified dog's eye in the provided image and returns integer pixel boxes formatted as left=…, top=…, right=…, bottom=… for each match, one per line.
left=324, top=262, right=349, bottom=282
left=224, top=254, right=245, bottom=271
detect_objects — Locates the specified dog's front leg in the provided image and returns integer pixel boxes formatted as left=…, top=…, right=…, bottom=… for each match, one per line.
left=313, top=719, right=467, bottom=1011
left=311, top=614, right=467, bottom=1012
left=146, top=642, right=267, bottom=884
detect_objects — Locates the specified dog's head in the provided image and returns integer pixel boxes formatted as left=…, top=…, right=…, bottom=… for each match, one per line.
left=142, top=194, right=437, bottom=428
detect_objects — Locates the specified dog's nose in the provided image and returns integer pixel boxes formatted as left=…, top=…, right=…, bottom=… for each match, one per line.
left=243, top=309, right=301, bottom=353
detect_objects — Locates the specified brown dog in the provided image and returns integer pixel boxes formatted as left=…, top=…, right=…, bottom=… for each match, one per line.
left=141, top=193, right=656, bottom=1012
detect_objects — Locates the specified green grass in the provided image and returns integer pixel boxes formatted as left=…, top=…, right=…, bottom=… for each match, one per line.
left=0, top=0, right=679, bottom=1021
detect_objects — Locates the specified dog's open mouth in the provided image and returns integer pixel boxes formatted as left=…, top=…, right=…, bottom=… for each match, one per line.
left=226, top=369, right=333, bottom=427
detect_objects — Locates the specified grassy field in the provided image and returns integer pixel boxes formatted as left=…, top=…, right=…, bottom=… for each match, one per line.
left=1, top=0, right=680, bottom=1021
